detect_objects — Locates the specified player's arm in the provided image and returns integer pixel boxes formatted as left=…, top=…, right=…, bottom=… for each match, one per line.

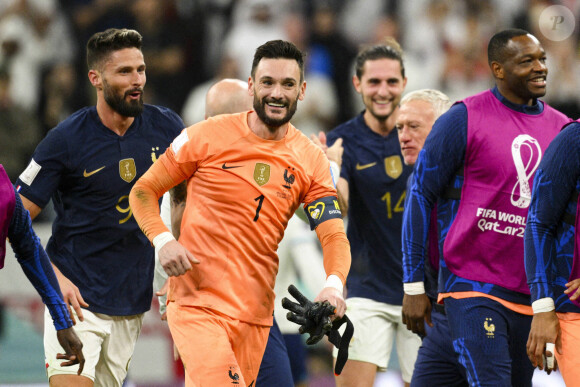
left=129, top=145, right=198, bottom=277
left=524, top=124, right=580, bottom=371
left=401, top=104, right=467, bottom=332
left=303, top=153, right=351, bottom=318
left=8, top=189, right=85, bottom=372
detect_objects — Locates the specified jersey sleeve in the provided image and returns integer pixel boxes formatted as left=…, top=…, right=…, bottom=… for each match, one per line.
left=402, top=103, right=468, bottom=284
left=130, top=123, right=210, bottom=241
left=15, top=129, right=68, bottom=208
left=302, top=145, right=342, bottom=230
left=524, top=124, right=580, bottom=302
left=8, top=188, right=72, bottom=330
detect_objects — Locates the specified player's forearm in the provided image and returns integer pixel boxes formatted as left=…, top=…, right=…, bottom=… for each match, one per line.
left=8, top=195, right=72, bottom=329
left=129, top=155, right=182, bottom=241
left=335, top=178, right=349, bottom=216
left=316, top=218, right=351, bottom=285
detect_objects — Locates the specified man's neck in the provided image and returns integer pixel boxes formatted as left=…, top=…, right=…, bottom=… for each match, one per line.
left=96, top=100, right=134, bottom=136
left=363, top=109, right=398, bottom=136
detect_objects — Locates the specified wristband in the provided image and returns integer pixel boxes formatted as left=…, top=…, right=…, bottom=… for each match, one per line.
left=325, top=274, right=343, bottom=293
left=329, top=161, right=340, bottom=186
left=153, top=231, right=175, bottom=257
left=532, top=297, right=555, bottom=313
left=404, top=281, right=426, bottom=295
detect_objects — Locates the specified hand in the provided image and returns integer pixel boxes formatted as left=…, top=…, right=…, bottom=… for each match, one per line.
left=326, top=138, right=343, bottom=167
left=564, top=279, right=580, bottom=301
left=315, top=286, right=346, bottom=318
left=526, top=310, right=562, bottom=374
left=282, top=285, right=335, bottom=344
left=56, top=327, right=85, bottom=375
left=156, top=279, right=169, bottom=321
left=310, top=131, right=328, bottom=153
left=159, top=240, right=199, bottom=277
left=53, top=265, right=88, bottom=325
left=402, top=293, right=433, bottom=336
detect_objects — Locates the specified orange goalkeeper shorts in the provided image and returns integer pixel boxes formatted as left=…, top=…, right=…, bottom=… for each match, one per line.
left=167, top=302, right=270, bottom=387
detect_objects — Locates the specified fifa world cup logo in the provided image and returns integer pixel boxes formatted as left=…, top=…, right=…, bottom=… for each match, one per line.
left=511, top=134, right=541, bottom=209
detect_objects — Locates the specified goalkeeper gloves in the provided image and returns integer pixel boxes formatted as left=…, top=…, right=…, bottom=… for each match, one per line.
left=281, top=284, right=354, bottom=375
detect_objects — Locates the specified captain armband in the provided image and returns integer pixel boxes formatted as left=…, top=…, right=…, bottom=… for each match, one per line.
left=305, top=196, right=342, bottom=230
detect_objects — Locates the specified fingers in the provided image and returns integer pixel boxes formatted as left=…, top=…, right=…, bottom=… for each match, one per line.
left=161, top=311, right=167, bottom=321
left=287, top=285, right=310, bottom=306
left=281, top=297, right=305, bottom=315
left=156, top=279, right=169, bottom=297
left=526, top=337, right=543, bottom=369
left=545, top=342, right=555, bottom=372
left=68, top=292, right=88, bottom=323
left=186, top=251, right=200, bottom=265
left=287, top=311, right=308, bottom=326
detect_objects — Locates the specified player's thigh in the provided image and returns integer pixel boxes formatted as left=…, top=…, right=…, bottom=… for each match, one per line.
left=411, top=311, right=468, bottom=387
left=332, top=297, right=396, bottom=370
left=445, top=297, right=513, bottom=387
left=283, top=333, right=308, bottom=384
left=94, top=312, right=144, bottom=387
left=44, top=307, right=104, bottom=384
left=167, top=303, right=247, bottom=386
left=230, top=318, right=270, bottom=387
left=506, top=310, right=533, bottom=387
left=257, top=319, right=293, bottom=387
left=556, top=317, right=580, bottom=387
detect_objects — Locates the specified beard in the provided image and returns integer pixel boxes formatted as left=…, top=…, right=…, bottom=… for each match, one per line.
left=253, top=94, right=298, bottom=131
left=103, top=79, right=144, bottom=117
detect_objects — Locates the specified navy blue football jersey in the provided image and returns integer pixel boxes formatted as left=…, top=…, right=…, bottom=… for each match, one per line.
left=16, top=105, right=184, bottom=315
left=327, top=113, right=412, bottom=305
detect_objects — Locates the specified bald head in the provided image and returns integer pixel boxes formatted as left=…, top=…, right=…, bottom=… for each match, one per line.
left=205, top=78, right=253, bottom=119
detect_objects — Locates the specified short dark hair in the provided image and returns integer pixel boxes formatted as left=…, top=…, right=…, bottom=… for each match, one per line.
left=487, top=28, right=530, bottom=65
left=251, top=40, right=305, bottom=82
left=87, top=28, right=143, bottom=71
left=355, top=37, right=405, bottom=79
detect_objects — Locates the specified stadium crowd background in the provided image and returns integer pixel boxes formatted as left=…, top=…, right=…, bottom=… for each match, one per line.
left=0, top=0, right=577, bottom=385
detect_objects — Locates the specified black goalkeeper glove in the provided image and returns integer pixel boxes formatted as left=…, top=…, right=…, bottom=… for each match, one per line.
left=281, top=284, right=355, bottom=375
left=281, top=284, right=335, bottom=344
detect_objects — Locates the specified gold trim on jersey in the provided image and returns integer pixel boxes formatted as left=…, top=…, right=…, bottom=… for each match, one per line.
left=253, top=163, right=270, bottom=186
left=119, top=159, right=137, bottom=183
left=384, top=156, right=403, bottom=179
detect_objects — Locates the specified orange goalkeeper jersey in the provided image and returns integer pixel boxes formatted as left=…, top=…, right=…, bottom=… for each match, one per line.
left=153, top=112, right=338, bottom=325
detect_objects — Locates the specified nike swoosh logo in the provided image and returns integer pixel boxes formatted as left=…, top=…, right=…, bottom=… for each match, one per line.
left=83, top=166, right=105, bottom=177
left=356, top=162, right=377, bottom=170
left=222, top=163, right=243, bottom=170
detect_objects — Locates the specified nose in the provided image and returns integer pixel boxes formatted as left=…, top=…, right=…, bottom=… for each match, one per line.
left=132, top=70, right=145, bottom=86
left=533, top=59, right=547, bottom=73
left=398, top=126, right=410, bottom=142
left=270, top=83, right=283, bottom=99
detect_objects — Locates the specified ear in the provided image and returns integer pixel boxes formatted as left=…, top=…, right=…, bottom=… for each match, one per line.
left=352, top=75, right=362, bottom=94
left=248, top=76, right=254, bottom=96
left=491, top=61, right=503, bottom=80
left=298, top=80, right=306, bottom=101
left=88, top=69, right=101, bottom=89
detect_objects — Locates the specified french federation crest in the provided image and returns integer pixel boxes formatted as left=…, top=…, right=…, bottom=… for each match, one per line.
left=384, top=156, right=403, bottom=179
left=253, top=163, right=270, bottom=186
left=119, top=159, right=137, bottom=183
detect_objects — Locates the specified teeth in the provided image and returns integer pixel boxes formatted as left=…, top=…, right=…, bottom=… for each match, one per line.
left=268, top=103, right=284, bottom=107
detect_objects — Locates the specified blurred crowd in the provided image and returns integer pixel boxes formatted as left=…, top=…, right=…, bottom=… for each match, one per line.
left=0, top=0, right=579, bottom=182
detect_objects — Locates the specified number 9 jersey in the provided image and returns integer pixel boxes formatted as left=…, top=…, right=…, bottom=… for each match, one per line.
left=16, top=105, right=184, bottom=316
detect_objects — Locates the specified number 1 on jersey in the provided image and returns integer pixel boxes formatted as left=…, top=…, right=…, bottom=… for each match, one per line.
left=254, top=194, right=265, bottom=221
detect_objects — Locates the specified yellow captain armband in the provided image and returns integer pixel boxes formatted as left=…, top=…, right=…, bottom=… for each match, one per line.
left=305, top=196, right=342, bottom=230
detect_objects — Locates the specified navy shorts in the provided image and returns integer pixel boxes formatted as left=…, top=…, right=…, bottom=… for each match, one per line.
left=445, top=297, right=533, bottom=387
left=411, top=308, right=468, bottom=387
left=256, top=318, right=294, bottom=386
